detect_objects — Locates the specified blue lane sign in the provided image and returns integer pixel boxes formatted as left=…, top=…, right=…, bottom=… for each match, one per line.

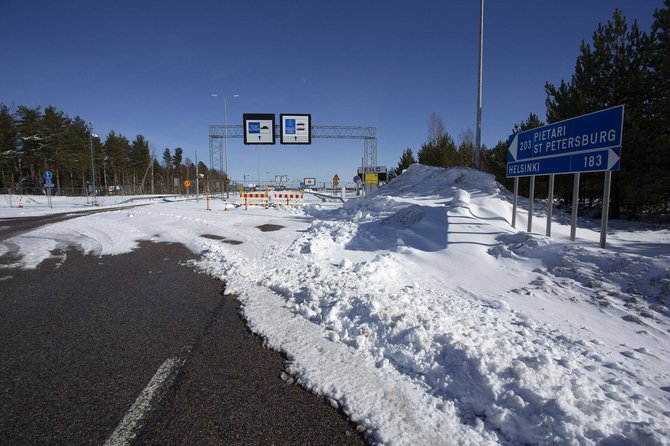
left=507, top=147, right=621, bottom=177
left=248, top=122, right=260, bottom=134
left=508, top=105, right=624, bottom=162
left=285, top=119, right=296, bottom=135
left=43, top=171, right=53, bottom=180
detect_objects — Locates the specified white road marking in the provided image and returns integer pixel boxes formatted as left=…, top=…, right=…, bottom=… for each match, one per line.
left=104, top=356, right=184, bottom=446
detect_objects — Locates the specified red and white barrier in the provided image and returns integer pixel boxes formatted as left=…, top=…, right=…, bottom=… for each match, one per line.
left=273, top=192, right=304, bottom=207
left=241, top=191, right=269, bottom=209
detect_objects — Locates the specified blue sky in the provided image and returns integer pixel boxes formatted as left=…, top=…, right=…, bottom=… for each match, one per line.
left=0, top=0, right=663, bottom=186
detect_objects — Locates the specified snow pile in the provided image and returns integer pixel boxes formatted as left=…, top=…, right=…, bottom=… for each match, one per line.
left=2, top=164, right=669, bottom=445
left=194, top=165, right=670, bottom=444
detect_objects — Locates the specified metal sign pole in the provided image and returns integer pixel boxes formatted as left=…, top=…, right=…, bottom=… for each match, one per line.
left=527, top=176, right=535, bottom=233
left=195, top=151, right=200, bottom=203
left=511, top=177, right=519, bottom=228
left=546, top=174, right=554, bottom=236
left=570, top=173, right=580, bottom=241
left=600, top=171, right=612, bottom=248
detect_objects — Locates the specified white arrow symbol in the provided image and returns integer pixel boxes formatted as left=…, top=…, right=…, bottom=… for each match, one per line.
left=508, top=134, right=519, bottom=161
left=608, top=149, right=620, bottom=170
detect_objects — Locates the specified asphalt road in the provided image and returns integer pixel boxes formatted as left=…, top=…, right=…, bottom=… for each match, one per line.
left=0, top=219, right=366, bottom=444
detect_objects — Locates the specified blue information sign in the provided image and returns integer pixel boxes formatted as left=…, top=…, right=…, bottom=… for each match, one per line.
left=243, top=113, right=276, bottom=145
left=43, top=171, right=55, bottom=188
left=507, top=147, right=621, bottom=177
left=508, top=106, right=623, bottom=163
left=507, top=106, right=624, bottom=177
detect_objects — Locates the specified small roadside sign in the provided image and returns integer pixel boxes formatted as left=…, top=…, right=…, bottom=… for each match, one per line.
left=365, top=173, right=378, bottom=184
left=43, top=172, right=54, bottom=189
left=333, top=174, right=339, bottom=187
left=183, top=180, right=192, bottom=187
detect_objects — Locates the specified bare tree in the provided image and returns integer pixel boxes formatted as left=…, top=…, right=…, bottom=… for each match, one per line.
left=427, top=112, right=446, bottom=145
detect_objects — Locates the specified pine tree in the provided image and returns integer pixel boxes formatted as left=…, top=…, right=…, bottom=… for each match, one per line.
left=649, top=0, right=670, bottom=213
left=395, top=148, right=416, bottom=175
left=545, top=9, right=658, bottom=217
left=130, top=134, right=150, bottom=192
left=513, top=113, right=544, bottom=134
left=418, top=133, right=457, bottom=168
left=104, top=131, right=131, bottom=189
left=456, top=128, right=476, bottom=168
left=15, top=105, right=44, bottom=191
left=173, top=147, right=183, bottom=183
left=483, top=140, right=510, bottom=187
left=0, top=104, right=18, bottom=189
left=41, top=106, right=71, bottom=193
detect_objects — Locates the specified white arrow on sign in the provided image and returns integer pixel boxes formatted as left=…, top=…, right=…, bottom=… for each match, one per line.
left=607, top=148, right=620, bottom=170
left=508, top=134, right=519, bottom=161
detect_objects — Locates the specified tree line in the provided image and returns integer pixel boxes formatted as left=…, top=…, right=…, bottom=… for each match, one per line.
left=0, top=105, right=227, bottom=195
left=395, top=3, right=669, bottom=219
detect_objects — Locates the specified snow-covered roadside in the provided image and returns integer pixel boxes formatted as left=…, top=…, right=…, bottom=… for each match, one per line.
left=1, top=164, right=669, bottom=445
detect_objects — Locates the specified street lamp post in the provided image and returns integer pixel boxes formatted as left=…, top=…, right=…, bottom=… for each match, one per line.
left=475, top=0, right=484, bottom=171
left=88, top=121, right=98, bottom=206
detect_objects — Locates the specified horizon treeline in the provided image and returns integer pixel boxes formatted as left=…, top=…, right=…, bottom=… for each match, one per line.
left=395, top=3, right=669, bottom=219
left=0, top=104, right=226, bottom=195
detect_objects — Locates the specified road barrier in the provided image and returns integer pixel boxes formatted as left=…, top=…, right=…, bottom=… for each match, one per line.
left=240, top=189, right=269, bottom=209
left=273, top=192, right=304, bottom=207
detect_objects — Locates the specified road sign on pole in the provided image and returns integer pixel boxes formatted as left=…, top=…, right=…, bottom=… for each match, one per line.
left=506, top=105, right=624, bottom=249
left=507, top=105, right=624, bottom=168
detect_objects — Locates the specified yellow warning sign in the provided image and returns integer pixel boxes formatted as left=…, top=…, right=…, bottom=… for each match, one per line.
left=183, top=180, right=192, bottom=187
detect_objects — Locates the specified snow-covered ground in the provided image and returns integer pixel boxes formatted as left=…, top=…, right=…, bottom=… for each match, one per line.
left=1, top=164, right=669, bottom=445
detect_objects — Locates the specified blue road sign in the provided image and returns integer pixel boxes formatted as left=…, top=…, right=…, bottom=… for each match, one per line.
left=248, top=122, right=260, bottom=134
left=508, top=106, right=624, bottom=163
left=285, top=119, right=296, bottom=135
left=43, top=171, right=53, bottom=180
left=507, top=147, right=621, bottom=178
left=44, top=182, right=55, bottom=188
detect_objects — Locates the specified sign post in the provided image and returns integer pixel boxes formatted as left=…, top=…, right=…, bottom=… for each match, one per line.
left=507, top=106, right=624, bottom=248
left=43, top=171, right=54, bottom=209
left=332, top=174, right=339, bottom=194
